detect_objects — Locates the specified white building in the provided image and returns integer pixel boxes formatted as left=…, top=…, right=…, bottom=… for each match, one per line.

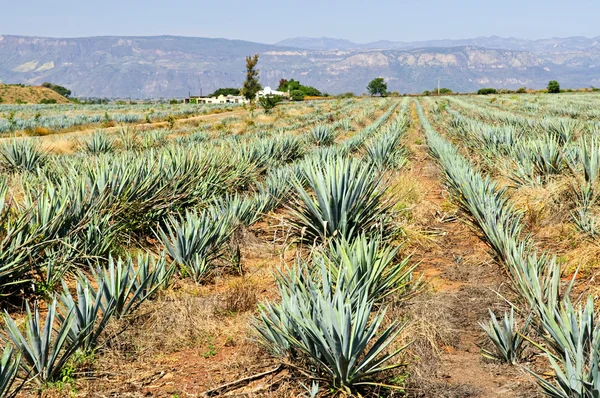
left=256, top=86, right=288, bottom=99
left=186, top=94, right=249, bottom=105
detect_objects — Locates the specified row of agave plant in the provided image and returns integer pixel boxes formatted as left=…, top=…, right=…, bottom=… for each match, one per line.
left=0, top=98, right=396, bottom=394
left=0, top=102, right=236, bottom=134
left=468, top=93, right=600, bottom=121
left=252, top=101, right=423, bottom=395
left=419, top=99, right=600, bottom=397
left=0, top=98, right=370, bottom=295
left=442, top=100, right=600, bottom=241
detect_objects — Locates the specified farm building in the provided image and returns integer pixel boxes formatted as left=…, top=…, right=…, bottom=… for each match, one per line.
left=185, top=94, right=249, bottom=104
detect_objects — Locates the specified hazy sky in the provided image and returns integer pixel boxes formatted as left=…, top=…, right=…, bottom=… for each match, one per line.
left=3, top=0, right=599, bottom=43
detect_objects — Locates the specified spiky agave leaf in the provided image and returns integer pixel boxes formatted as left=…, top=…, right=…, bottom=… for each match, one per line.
left=2, top=299, right=80, bottom=383
left=82, top=253, right=171, bottom=318
left=308, top=125, right=337, bottom=146
left=290, top=157, right=392, bottom=244
left=0, top=346, right=21, bottom=397
left=0, top=138, right=48, bottom=173
left=157, top=208, right=234, bottom=281
left=253, top=260, right=408, bottom=393
left=81, top=131, right=116, bottom=154
left=57, top=279, right=116, bottom=353
left=323, top=235, right=419, bottom=303
left=480, top=308, right=531, bottom=364
left=526, top=297, right=600, bottom=397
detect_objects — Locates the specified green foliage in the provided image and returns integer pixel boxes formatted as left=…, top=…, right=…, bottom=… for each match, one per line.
left=477, top=88, right=498, bottom=95
left=366, top=77, right=388, bottom=97
left=40, top=98, right=57, bottom=104
left=242, top=54, right=262, bottom=101
left=42, top=82, right=71, bottom=98
left=208, top=88, right=241, bottom=97
left=57, top=279, right=115, bottom=354
left=290, top=90, right=305, bottom=101
left=548, top=80, right=561, bottom=93
left=258, top=95, right=283, bottom=113
left=517, top=87, right=527, bottom=93
left=277, top=79, right=322, bottom=97
left=169, top=99, right=180, bottom=104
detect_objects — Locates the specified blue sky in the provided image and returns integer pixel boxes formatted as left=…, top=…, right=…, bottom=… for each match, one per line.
left=3, top=0, right=599, bottom=43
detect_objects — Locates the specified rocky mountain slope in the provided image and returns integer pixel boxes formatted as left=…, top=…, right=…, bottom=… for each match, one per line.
left=1, top=34, right=599, bottom=98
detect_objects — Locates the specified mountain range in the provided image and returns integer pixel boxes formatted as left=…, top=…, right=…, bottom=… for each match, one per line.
left=1, top=34, right=599, bottom=98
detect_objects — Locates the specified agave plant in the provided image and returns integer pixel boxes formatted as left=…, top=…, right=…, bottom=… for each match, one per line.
left=0, top=138, right=48, bottom=172
left=2, top=299, right=80, bottom=383
left=290, top=157, right=392, bottom=244
left=480, top=308, right=531, bottom=364
left=527, top=297, right=600, bottom=397
left=323, top=235, right=419, bottom=303
left=158, top=209, right=234, bottom=281
left=308, top=125, right=337, bottom=146
left=0, top=346, right=21, bottom=397
left=82, top=131, right=116, bottom=154
left=82, top=253, right=170, bottom=319
left=254, top=260, right=408, bottom=394
left=364, top=128, right=408, bottom=171
left=58, top=279, right=116, bottom=353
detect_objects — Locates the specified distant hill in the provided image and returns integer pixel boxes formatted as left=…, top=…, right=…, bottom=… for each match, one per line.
left=276, top=35, right=600, bottom=52
left=0, top=83, right=71, bottom=104
left=2, top=34, right=600, bottom=97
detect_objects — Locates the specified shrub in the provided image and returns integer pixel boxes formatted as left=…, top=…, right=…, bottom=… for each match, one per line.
left=40, top=98, right=57, bottom=104
left=41, top=82, right=71, bottom=98
left=290, top=90, right=305, bottom=101
left=477, top=88, right=498, bottom=95
left=548, top=80, right=560, bottom=94
left=258, top=95, right=283, bottom=113
left=516, top=87, right=527, bottom=93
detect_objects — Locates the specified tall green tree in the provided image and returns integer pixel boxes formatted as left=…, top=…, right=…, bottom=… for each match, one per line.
left=209, top=88, right=241, bottom=97
left=547, top=80, right=560, bottom=94
left=42, top=82, right=71, bottom=98
left=242, top=54, right=262, bottom=101
left=366, top=78, right=388, bottom=97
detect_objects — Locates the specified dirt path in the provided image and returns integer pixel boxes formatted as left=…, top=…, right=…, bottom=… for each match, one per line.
left=405, top=101, right=539, bottom=397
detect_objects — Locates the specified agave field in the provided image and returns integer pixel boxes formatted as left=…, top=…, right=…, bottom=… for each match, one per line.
left=1, top=93, right=600, bottom=396
left=0, top=102, right=237, bottom=135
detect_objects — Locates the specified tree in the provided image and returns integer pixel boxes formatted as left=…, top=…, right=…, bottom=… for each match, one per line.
left=258, top=95, right=283, bottom=113
left=242, top=54, right=262, bottom=101
left=366, top=78, right=388, bottom=97
left=290, top=90, right=305, bottom=101
left=209, top=88, right=241, bottom=97
left=548, top=80, right=560, bottom=94
left=41, top=82, right=71, bottom=98
left=278, top=79, right=322, bottom=96
left=477, top=88, right=498, bottom=95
